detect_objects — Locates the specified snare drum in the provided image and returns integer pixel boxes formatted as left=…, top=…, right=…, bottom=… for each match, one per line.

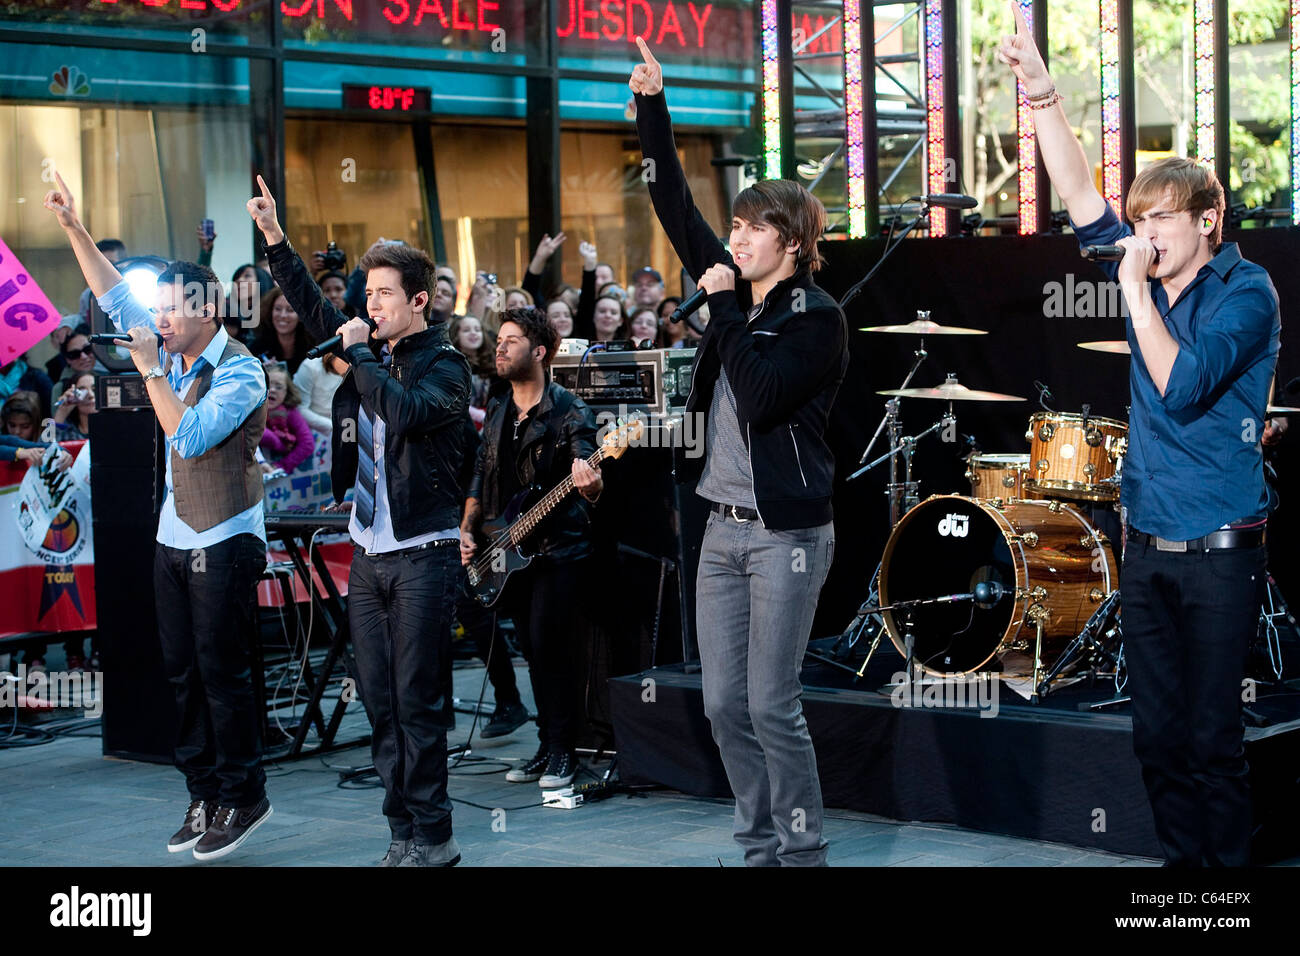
left=878, top=495, right=1117, bottom=675
left=965, top=453, right=1035, bottom=500
left=1023, top=412, right=1127, bottom=502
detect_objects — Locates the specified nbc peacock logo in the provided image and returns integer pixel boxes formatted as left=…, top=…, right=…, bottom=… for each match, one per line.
left=49, top=66, right=91, bottom=98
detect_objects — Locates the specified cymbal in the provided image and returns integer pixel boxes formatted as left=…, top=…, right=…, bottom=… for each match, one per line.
left=1078, top=340, right=1131, bottom=355
left=878, top=380, right=1026, bottom=402
left=1266, top=405, right=1300, bottom=417
left=858, top=319, right=987, bottom=336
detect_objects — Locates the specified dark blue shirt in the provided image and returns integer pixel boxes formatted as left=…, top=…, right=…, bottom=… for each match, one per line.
left=1072, top=204, right=1280, bottom=540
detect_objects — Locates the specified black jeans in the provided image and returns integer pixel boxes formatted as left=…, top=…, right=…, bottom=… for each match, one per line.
left=349, top=542, right=459, bottom=845
left=1122, top=536, right=1265, bottom=866
left=154, top=534, right=268, bottom=808
left=500, top=556, right=588, bottom=755
left=456, top=574, right=520, bottom=708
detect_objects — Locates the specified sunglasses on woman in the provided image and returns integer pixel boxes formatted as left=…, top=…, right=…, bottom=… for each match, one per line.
left=64, top=344, right=95, bottom=359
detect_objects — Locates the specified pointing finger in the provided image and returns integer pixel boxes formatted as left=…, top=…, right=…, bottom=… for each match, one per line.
left=1010, top=1, right=1028, bottom=35
left=636, top=35, right=658, bottom=68
left=257, top=174, right=273, bottom=201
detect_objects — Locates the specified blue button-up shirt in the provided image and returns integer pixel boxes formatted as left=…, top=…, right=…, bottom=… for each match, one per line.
left=1072, top=205, right=1281, bottom=540
left=99, top=281, right=268, bottom=549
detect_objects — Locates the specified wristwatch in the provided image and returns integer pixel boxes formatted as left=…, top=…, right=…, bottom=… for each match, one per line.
left=142, top=365, right=166, bottom=384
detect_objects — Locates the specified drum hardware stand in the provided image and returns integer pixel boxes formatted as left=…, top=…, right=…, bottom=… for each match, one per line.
left=1257, top=571, right=1295, bottom=683
left=849, top=408, right=956, bottom=529
left=1035, top=589, right=1122, bottom=699
left=1028, top=605, right=1050, bottom=703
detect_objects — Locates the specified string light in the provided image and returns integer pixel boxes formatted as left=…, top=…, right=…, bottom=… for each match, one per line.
left=843, top=0, right=867, bottom=238
left=924, top=0, right=947, bottom=236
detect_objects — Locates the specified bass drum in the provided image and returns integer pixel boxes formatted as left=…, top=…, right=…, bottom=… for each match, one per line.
left=878, top=495, right=1117, bottom=675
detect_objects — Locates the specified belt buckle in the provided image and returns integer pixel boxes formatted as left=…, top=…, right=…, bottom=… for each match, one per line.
left=729, top=505, right=751, bottom=524
left=1155, top=536, right=1187, bottom=553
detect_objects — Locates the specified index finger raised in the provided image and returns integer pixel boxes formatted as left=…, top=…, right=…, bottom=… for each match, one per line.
left=635, top=35, right=659, bottom=68
left=256, top=174, right=273, bottom=201
left=1010, top=1, right=1028, bottom=35
left=53, top=169, right=70, bottom=196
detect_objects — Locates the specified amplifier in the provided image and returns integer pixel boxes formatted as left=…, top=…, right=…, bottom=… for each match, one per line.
left=551, top=348, right=696, bottom=417
left=95, top=372, right=152, bottom=410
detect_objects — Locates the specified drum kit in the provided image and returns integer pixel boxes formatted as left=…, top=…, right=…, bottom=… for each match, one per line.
left=827, top=312, right=1135, bottom=701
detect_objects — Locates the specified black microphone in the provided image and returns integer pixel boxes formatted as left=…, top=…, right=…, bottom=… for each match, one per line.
left=306, top=314, right=375, bottom=359
left=670, top=263, right=742, bottom=333
left=1081, top=245, right=1125, bottom=261
left=973, top=580, right=1006, bottom=607
left=923, top=193, right=979, bottom=210
left=90, top=332, right=133, bottom=345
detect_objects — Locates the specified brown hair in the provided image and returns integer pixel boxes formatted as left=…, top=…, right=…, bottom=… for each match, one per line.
left=263, top=362, right=301, bottom=409
left=358, top=240, right=436, bottom=308
left=2, top=390, right=42, bottom=425
left=731, top=179, right=827, bottom=273
left=448, top=314, right=497, bottom=375
left=1126, top=157, right=1225, bottom=250
left=499, top=307, right=559, bottom=367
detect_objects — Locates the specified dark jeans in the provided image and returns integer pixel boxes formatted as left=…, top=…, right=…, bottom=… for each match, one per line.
left=154, top=534, right=268, bottom=808
left=349, top=542, right=459, bottom=845
left=1122, top=537, right=1265, bottom=867
left=456, top=575, right=520, bottom=708
left=499, top=556, right=588, bottom=754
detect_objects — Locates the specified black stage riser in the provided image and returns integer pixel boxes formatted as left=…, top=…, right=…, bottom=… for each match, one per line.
left=609, top=666, right=1300, bottom=861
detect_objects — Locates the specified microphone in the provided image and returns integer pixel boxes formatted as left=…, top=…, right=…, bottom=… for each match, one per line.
left=1081, top=245, right=1125, bottom=261
left=670, top=263, right=742, bottom=333
left=973, top=580, right=1006, bottom=607
left=923, top=193, right=979, bottom=210
left=90, top=332, right=133, bottom=345
left=307, top=315, right=375, bottom=359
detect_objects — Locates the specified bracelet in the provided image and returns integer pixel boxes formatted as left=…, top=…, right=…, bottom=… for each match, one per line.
left=1024, top=85, right=1056, bottom=102
left=1028, top=92, right=1062, bottom=111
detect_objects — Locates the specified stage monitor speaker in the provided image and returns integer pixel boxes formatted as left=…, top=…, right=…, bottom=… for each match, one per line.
left=90, top=407, right=175, bottom=763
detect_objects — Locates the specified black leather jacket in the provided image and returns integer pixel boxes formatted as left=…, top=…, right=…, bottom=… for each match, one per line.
left=265, top=238, right=472, bottom=539
left=468, top=381, right=598, bottom=561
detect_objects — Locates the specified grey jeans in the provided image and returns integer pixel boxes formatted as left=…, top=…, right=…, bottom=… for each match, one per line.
left=696, top=508, right=834, bottom=866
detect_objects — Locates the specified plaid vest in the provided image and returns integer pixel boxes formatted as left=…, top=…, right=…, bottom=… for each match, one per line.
left=170, top=337, right=266, bottom=533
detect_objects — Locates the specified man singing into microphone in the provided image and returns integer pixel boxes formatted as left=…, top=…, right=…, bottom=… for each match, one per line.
left=631, top=38, right=848, bottom=866
left=248, top=178, right=472, bottom=867
left=44, top=173, right=273, bottom=861
left=999, top=4, right=1279, bottom=866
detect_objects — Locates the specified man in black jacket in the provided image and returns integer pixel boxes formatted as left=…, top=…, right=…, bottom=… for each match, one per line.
left=632, top=39, right=848, bottom=866
left=248, top=177, right=472, bottom=867
left=460, top=307, right=603, bottom=790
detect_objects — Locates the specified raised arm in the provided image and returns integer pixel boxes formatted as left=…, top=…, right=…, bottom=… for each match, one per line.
left=996, top=2, right=1106, bottom=227
left=248, top=174, right=348, bottom=343
left=630, top=37, right=731, bottom=281
left=43, top=171, right=126, bottom=299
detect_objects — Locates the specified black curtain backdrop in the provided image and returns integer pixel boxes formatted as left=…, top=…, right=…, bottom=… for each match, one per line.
left=812, top=228, right=1300, bottom=640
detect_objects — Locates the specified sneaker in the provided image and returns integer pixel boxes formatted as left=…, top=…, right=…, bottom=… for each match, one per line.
left=538, top=751, right=577, bottom=789
left=505, top=747, right=549, bottom=783
left=192, top=797, right=272, bottom=861
left=379, top=839, right=411, bottom=867
left=166, top=799, right=212, bottom=853
left=480, top=701, right=528, bottom=739
left=397, top=835, right=461, bottom=867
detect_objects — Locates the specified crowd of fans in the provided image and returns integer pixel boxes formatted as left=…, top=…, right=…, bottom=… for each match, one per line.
left=0, top=225, right=702, bottom=673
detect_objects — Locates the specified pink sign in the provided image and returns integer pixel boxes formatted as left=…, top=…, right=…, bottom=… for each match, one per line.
left=0, top=237, right=63, bottom=365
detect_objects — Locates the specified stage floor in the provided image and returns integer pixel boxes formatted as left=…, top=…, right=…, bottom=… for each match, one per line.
left=610, top=638, right=1300, bottom=862
left=0, top=660, right=1178, bottom=868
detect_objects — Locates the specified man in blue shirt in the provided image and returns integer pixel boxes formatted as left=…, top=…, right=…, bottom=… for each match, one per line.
left=1000, top=7, right=1279, bottom=866
left=44, top=172, right=273, bottom=862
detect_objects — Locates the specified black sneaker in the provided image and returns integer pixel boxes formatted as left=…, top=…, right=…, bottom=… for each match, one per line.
left=480, top=701, right=529, bottom=739
left=505, top=747, right=549, bottom=783
left=538, top=751, right=577, bottom=789
left=192, top=797, right=273, bottom=861
left=166, top=799, right=211, bottom=854
left=379, top=839, right=411, bottom=867
left=397, top=835, right=461, bottom=867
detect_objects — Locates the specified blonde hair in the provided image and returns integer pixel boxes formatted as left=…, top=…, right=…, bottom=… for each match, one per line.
left=1126, top=157, right=1225, bottom=250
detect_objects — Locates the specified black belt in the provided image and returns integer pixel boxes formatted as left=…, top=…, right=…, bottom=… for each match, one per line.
left=355, top=537, right=460, bottom=557
left=1126, top=527, right=1265, bottom=553
left=711, top=501, right=760, bottom=522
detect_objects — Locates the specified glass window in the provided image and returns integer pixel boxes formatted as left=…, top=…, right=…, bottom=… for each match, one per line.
left=0, top=0, right=260, bottom=44
left=284, top=116, right=431, bottom=269
left=1226, top=0, right=1289, bottom=226
left=0, top=43, right=251, bottom=318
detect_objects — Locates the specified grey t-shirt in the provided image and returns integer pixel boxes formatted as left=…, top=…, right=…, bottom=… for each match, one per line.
left=697, top=366, right=755, bottom=508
